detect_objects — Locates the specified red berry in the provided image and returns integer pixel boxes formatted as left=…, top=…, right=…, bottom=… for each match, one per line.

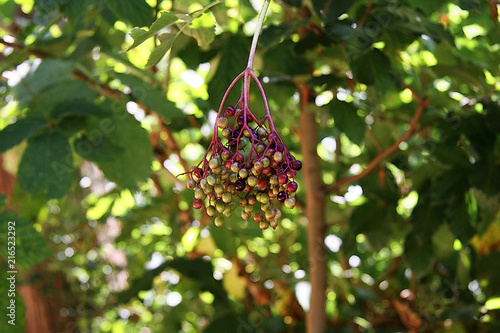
left=286, top=181, right=298, bottom=193
left=261, top=166, right=272, bottom=175
left=225, top=106, right=236, bottom=116
left=286, top=169, right=296, bottom=179
left=193, top=167, right=203, bottom=179
left=193, top=199, right=203, bottom=209
left=278, top=173, right=288, bottom=185
left=253, top=212, right=264, bottom=222
left=237, top=115, right=245, bottom=126
left=257, top=179, right=267, bottom=190
left=234, top=153, right=244, bottom=163
left=247, top=195, right=257, bottom=205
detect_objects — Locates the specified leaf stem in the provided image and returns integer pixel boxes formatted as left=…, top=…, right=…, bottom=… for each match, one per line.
left=247, top=0, right=271, bottom=70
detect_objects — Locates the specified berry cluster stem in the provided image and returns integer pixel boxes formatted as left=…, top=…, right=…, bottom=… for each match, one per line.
left=247, top=0, right=271, bottom=70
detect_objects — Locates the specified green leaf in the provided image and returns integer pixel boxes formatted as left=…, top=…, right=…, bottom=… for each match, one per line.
left=208, top=34, right=249, bottom=109
left=73, top=133, right=125, bottom=162
left=182, top=26, right=215, bottom=49
left=351, top=49, right=392, bottom=87
left=0, top=117, right=47, bottom=152
left=113, top=73, right=183, bottom=120
left=447, top=196, right=476, bottom=243
left=312, top=0, right=356, bottom=25
left=51, top=100, right=107, bottom=120
left=104, top=0, right=153, bottom=27
left=203, top=314, right=244, bottom=333
left=34, top=0, right=64, bottom=14
left=145, top=35, right=176, bottom=67
left=17, top=130, right=74, bottom=199
left=12, top=59, right=75, bottom=105
left=347, top=202, right=393, bottom=252
left=404, top=232, right=434, bottom=276
left=0, top=195, right=5, bottom=210
left=127, top=12, right=179, bottom=50
left=411, top=194, right=445, bottom=237
left=260, top=22, right=300, bottom=48
left=330, top=101, right=365, bottom=145
left=0, top=213, right=52, bottom=269
left=210, top=224, right=238, bottom=256
left=96, top=114, right=153, bottom=190
left=24, top=80, right=98, bottom=119
left=263, top=39, right=310, bottom=76
left=457, top=0, right=480, bottom=11
left=116, top=257, right=227, bottom=305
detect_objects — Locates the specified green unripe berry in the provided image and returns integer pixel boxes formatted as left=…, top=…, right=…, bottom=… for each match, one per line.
left=221, top=150, right=232, bottom=161
left=209, top=157, right=221, bottom=170
left=247, top=175, right=258, bottom=187
left=273, top=151, right=283, bottom=162
left=259, top=193, right=270, bottom=204
left=270, top=219, right=279, bottom=229
left=199, top=178, right=208, bottom=189
left=241, top=210, right=251, bottom=220
left=214, top=184, right=224, bottom=195
left=222, top=128, right=232, bottom=138
left=259, top=221, right=269, bottom=230
left=187, top=179, right=196, bottom=189
left=195, top=188, right=206, bottom=200
left=206, top=205, right=216, bottom=217
left=256, top=127, right=267, bottom=138
left=239, top=137, right=249, bottom=149
left=230, top=162, right=240, bottom=173
left=261, top=157, right=270, bottom=167
left=269, top=175, right=279, bottom=187
left=229, top=172, right=239, bottom=183
left=214, top=216, right=224, bottom=227
left=244, top=204, right=254, bottom=214
left=217, top=117, right=229, bottom=129
left=284, top=197, right=296, bottom=209
left=239, top=168, right=249, bottom=179
left=207, top=174, right=217, bottom=186
left=261, top=202, right=271, bottom=212
left=216, top=201, right=225, bottom=213
left=222, top=192, right=232, bottom=203
left=223, top=206, right=232, bottom=217
left=243, top=129, right=252, bottom=137
left=265, top=209, right=276, bottom=221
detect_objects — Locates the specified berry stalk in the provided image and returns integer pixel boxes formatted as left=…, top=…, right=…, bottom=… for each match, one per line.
left=186, top=0, right=301, bottom=229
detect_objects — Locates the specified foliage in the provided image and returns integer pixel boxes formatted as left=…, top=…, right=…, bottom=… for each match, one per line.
left=0, top=0, right=499, bottom=332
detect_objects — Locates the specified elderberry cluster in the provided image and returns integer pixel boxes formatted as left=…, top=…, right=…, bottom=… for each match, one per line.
left=187, top=104, right=301, bottom=230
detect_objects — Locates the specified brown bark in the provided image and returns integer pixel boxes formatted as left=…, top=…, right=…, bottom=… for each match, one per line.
left=299, top=86, right=327, bottom=333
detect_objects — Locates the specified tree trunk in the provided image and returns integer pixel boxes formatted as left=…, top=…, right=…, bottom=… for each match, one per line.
left=300, top=106, right=327, bottom=333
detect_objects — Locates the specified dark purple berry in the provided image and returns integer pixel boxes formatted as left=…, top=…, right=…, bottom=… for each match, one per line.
left=235, top=179, right=245, bottom=191
left=277, top=191, right=287, bottom=203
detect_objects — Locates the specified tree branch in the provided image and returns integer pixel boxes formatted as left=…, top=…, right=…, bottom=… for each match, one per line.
left=297, top=83, right=327, bottom=333
left=324, top=89, right=429, bottom=194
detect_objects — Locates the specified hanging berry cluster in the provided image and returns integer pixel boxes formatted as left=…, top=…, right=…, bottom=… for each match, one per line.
left=185, top=0, right=301, bottom=229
